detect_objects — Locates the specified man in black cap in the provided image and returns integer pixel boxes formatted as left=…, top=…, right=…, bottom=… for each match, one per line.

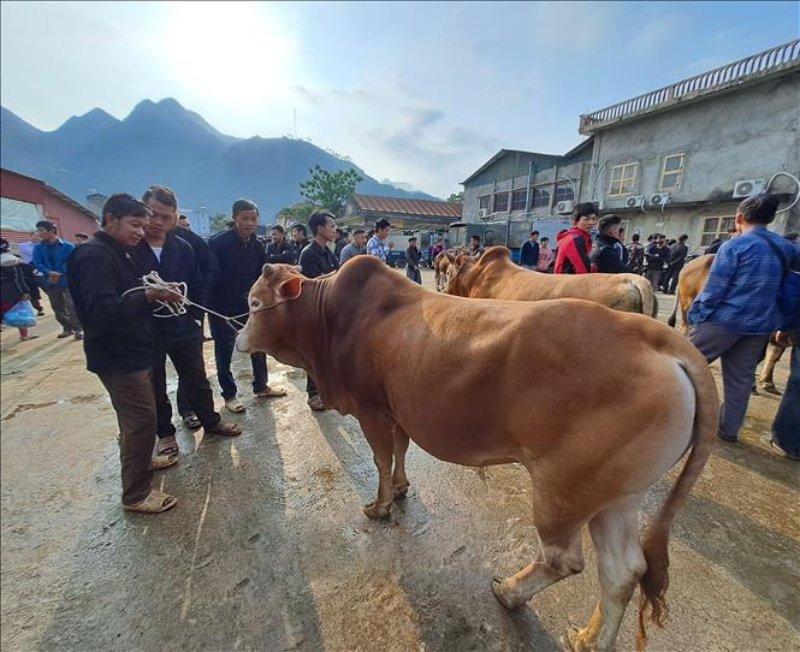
left=405, top=237, right=422, bottom=284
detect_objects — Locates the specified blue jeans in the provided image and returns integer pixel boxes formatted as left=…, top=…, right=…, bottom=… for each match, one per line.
left=773, top=336, right=800, bottom=456
left=209, top=314, right=268, bottom=400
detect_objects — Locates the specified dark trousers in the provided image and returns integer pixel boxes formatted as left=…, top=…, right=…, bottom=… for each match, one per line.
left=176, top=314, right=209, bottom=416
left=152, top=332, right=220, bottom=438
left=690, top=322, right=770, bottom=440
left=98, top=369, right=156, bottom=505
left=773, top=339, right=800, bottom=456
left=644, top=268, right=663, bottom=291
left=20, top=264, right=43, bottom=310
left=209, top=314, right=268, bottom=400
left=663, top=262, right=684, bottom=293
left=406, top=267, right=422, bottom=284
left=46, top=286, right=82, bottom=332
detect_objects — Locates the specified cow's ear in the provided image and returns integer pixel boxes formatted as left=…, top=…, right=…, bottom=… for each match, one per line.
left=454, top=254, right=465, bottom=267
left=446, top=251, right=456, bottom=262
left=279, top=276, right=302, bottom=300
left=262, top=264, right=274, bottom=278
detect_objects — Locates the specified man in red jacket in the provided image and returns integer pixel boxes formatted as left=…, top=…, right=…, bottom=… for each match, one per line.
left=555, top=202, right=599, bottom=274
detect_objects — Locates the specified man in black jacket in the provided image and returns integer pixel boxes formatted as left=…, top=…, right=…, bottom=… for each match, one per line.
left=590, top=215, right=629, bottom=274
left=298, top=210, right=339, bottom=410
left=405, top=237, right=422, bottom=284
left=644, top=234, right=670, bottom=290
left=663, top=233, right=689, bottom=294
left=266, top=224, right=295, bottom=264
left=209, top=199, right=286, bottom=413
left=289, top=223, right=310, bottom=265
left=68, top=194, right=181, bottom=514
left=133, top=186, right=241, bottom=456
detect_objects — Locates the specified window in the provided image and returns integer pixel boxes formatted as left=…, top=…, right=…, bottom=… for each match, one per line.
left=511, top=189, right=528, bottom=211
left=700, top=216, right=735, bottom=247
left=493, top=192, right=509, bottom=213
left=478, top=195, right=491, bottom=210
left=608, top=163, right=638, bottom=196
left=531, top=187, right=550, bottom=210
left=661, top=154, right=685, bottom=190
left=554, top=182, right=575, bottom=203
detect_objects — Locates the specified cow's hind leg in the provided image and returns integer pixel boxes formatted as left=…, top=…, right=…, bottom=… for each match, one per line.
left=568, top=497, right=646, bottom=652
left=492, top=493, right=587, bottom=610
left=392, top=426, right=410, bottom=499
left=359, top=415, right=395, bottom=519
left=758, top=341, right=785, bottom=394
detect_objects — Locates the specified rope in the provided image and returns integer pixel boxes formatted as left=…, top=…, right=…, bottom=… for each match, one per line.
left=121, top=271, right=294, bottom=332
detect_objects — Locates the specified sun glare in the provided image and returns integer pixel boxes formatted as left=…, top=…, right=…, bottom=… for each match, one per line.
left=165, top=2, right=295, bottom=103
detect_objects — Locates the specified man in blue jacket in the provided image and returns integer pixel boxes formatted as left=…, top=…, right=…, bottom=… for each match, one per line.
left=519, top=231, right=540, bottom=270
left=132, top=186, right=242, bottom=455
left=689, top=193, right=798, bottom=445
left=33, top=220, right=83, bottom=339
left=208, top=199, right=286, bottom=413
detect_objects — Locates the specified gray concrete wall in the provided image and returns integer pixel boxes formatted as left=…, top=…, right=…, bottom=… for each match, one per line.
left=590, top=70, right=800, bottom=235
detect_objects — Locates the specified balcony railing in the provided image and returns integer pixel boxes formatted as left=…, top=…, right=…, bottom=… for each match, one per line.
left=580, top=39, right=800, bottom=134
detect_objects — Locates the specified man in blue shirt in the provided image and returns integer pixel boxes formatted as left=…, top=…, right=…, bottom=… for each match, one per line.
left=688, top=193, right=798, bottom=444
left=33, top=220, right=83, bottom=339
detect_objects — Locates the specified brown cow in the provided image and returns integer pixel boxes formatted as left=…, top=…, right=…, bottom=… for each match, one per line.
left=236, top=257, right=717, bottom=651
left=667, top=254, right=790, bottom=393
left=447, top=246, right=659, bottom=317
left=434, top=248, right=471, bottom=292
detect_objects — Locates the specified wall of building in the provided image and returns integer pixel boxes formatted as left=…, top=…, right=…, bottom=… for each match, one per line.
left=1, top=169, right=99, bottom=243
left=590, top=70, right=800, bottom=236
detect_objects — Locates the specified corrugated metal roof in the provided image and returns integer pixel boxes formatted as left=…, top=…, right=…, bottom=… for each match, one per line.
left=352, top=194, right=463, bottom=219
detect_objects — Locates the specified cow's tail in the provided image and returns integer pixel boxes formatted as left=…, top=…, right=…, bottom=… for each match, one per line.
left=636, top=355, right=716, bottom=651
left=667, top=286, right=680, bottom=329
left=632, top=276, right=658, bottom=318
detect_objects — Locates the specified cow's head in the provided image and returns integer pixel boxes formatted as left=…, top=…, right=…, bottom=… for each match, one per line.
left=235, top=263, right=304, bottom=362
left=444, top=254, right=477, bottom=296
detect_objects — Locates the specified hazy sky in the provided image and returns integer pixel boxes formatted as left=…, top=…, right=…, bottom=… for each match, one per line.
left=2, top=1, right=798, bottom=197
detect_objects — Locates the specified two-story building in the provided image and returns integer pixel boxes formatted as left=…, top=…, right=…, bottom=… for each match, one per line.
left=461, top=39, right=800, bottom=252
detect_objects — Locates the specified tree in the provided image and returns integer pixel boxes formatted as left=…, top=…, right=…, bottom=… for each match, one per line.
left=299, top=165, right=363, bottom=215
left=277, top=202, right=316, bottom=227
left=208, top=213, right=230, bottom=234
left=447, top=192, right=464, bottom=204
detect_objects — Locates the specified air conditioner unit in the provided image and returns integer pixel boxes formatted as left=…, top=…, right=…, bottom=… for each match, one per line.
left=556, top=200, right=575, bottom=214
left=477, top=208, right=488, bottom=219
left=649, top=192, right=671, bottom=206
left=732, top=178, right=766, bottom=198
left=625, top=195, right=645, bottom=209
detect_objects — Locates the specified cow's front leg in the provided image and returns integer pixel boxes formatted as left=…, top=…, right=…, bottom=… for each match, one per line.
left=359, top=415, right=395, bottom=519
left=392, top=426, right=410, bottom=499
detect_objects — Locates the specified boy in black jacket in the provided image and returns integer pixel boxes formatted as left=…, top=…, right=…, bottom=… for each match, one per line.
left=590, top=215, right=629, bottom=274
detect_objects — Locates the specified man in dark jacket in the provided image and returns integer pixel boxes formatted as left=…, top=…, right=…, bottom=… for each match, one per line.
left=289, top=224, right=310, bottom=264
left=662, top=234, right=689, bottom=294
left=644, top=234, right=670, bottom=290
left=298, top=210, right=339, bottom=410
left=626, top=233, right=645, bottom=274
left=209, top=199, right=286, bottom=413
left=590, top=215, right=629, bottom=274
left=405, top=237, right=422, bottom=284
left=266, top=224, right=295, bottom=264
left=68, top=193, right=181, bottom=514
left=519, top=231, right=540, bottom=270
left=132, top=186, right=241, bottom=455
left=555, top=203, right=598, bottom=274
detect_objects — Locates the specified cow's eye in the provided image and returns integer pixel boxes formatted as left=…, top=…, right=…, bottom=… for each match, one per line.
left=250, top=299, right=261, bottom=309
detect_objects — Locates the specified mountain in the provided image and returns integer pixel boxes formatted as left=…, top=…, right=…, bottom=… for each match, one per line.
left=0, top=98, right=440, bottom=218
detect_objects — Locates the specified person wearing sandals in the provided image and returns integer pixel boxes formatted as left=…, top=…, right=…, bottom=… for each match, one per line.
left=67, top=194, right=182, bottom=514
left=208, top=198, right=286, bottom=413
left=133, top=186, right=242, bottom=456
left=1, top=238, right=40, bottom=341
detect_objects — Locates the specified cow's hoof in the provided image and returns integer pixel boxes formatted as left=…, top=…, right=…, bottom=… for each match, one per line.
left=491, top=578, right=524, bottom=610
left=393, top=483, right=410, bottom=499
left=363, top=502, right=391, bottom=519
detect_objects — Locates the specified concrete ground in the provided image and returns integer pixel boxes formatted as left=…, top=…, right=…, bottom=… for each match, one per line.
left=1, top=268, right=798, bottom=651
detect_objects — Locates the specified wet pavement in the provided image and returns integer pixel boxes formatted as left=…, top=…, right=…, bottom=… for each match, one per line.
left=1, top=269, right=798, bottom=651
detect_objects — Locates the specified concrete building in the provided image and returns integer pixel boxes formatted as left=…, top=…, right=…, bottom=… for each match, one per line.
left=461, top=39, right=800, bottom=253
left=1, top=167, right=99, bottom=245
left=340, top=194, right=462, bottom=231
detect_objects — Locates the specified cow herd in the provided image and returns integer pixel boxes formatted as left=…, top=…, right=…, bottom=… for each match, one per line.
left=236, top=252, right=721, bottom=651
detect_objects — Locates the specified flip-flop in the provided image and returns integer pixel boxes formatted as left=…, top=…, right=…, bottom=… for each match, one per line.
left=182, top=413, right=202, bottom=429
left=225, top=397, right=246, bottom=413
left=157, top=436, right=179, bottom=456
left=205, top=422, right=242, bottom=437
left=152, top=454, right=178, bottom=470
left=254, top=386, right=287, bottom=398
left=124, top=489, right=177, bottom=514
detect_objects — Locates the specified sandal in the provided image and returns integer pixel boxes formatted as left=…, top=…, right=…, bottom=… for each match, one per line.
left=124, top=489, right=177, bottom=513
left=182, top=413, right=202, bottom=429
left=254, top=386, right=287, bottom=398
left=157, top=436, right=179, bottom=457
left=225, top=397, right=246, bottom=413
left=152, top=454, right=178, bottom=470
left=307, top=395, right=326, bottom=411
left=205, top=421, right=242, bottom=437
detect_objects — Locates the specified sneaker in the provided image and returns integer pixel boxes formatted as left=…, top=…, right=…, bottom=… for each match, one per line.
left=759, top=435, right=800, bottom=461
left=73, top=331, right=84, bottom=340
left=57, top=330, right=73, bottom=339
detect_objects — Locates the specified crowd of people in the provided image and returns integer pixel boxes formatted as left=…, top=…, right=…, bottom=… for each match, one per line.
left=2, top=187, right=797, bottom=516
